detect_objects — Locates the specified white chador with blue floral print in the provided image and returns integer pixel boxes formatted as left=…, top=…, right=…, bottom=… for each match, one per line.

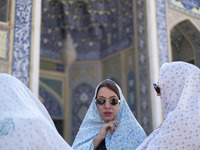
left=72, top=79, right=147, bottom=150
left=136, top=62, right=200, bottom=150
left=0, top=74, right=72, bottom=150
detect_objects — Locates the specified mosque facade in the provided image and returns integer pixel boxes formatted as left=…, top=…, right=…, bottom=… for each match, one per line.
left=0, top=0, right=200, bottom=144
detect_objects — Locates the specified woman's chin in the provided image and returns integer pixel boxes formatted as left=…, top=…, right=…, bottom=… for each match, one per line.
left=103, top=117, right=114, bottom=122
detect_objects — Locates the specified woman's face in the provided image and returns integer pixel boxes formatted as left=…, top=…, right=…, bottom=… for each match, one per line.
left=96, top=87, right=120, bottom=122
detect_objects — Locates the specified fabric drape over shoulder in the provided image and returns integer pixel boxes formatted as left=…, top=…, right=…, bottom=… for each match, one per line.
left=136, top=61, right=200, bottom=150
left=0, top=73, right=72, bottom=150
left=72, top=79, right=147, bottom=150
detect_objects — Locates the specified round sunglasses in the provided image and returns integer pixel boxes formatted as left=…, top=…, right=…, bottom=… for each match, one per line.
left=153, top=83, right=160, bottom=94
left=95, top=97, right=120, bottom=105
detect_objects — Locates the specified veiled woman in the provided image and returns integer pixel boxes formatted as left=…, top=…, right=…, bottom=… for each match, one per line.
left=0, top=73, right=72, bottom=150
left=72, top=79, right=147, bottom=150
left=136, top=61, right=200, bottom=150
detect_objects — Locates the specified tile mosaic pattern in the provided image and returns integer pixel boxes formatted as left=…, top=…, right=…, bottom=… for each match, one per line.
left=136, top=0, right=152, bottom=135
left=100, top=38, right=131, bottom=58
left=40, top=77, right=63, bottom=99
left=127, top=70, right=137, bottom=117
left=176, top=0, right=200, bottom=9
left=0, top=28, right=9, bottom=61
left=174, top=20, right=200, bottom=67
left=124, top=48, right=138, bottom=117
left=156, top=0, right=169, bottom=66
left=39, top=85, right=63, bottom=118
left=40, top=0, right=134, bottom=61
left=70, top=62, right=99, bottom=141
left=40, top=0, right=63, bottom=60
left=102, top=55, right=121, bottom=86
left=70, top=63, right=98, bottom=85
left=71, top=83, right=95, bottom=141
left=12, top=0, right=32, bottom=86
left=168, top=0, right=200, bottom=18
left=171, top=27, right=194, bottom=61
left=40, top=59, right=65, bottom=72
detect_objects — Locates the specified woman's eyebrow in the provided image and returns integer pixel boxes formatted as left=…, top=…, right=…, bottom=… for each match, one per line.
left=97, top=95, right=117, bottom=99
left=109, top=96, right=117, bottom=98
left=97, top=96, right=106, bottom=98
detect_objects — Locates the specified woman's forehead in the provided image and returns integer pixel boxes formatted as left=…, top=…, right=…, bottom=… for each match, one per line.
left=97, top=87, right=118, bottom=96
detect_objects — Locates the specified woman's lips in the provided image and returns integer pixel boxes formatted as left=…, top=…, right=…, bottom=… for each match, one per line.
left=104, top=112, right=112, bottom=116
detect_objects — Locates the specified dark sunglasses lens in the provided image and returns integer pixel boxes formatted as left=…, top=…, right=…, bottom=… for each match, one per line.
left=96, top=98, right=105, bottom=105
left=153, top=83, right=160, bottom=94
left=109, top=98, right=118, bottom=105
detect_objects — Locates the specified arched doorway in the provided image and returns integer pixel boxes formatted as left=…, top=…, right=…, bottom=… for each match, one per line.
left=171, top=20, right=200, bottom=66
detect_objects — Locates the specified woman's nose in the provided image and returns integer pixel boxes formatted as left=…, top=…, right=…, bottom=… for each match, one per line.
left=104, top=101, right=111, bottom=108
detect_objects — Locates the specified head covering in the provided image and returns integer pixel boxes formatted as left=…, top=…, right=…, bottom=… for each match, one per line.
left=0, top=73, right=72, bottom=150
left=136, top=61, right=200, bottom=150
left=72, top=79, right=147, bottom=150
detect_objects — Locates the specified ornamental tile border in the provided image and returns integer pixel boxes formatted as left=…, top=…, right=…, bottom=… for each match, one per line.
left=168, top=0, right=200, bottom=18
left=156, top=0, right=169, bottom=66
left=12, top=0, right=32, bottom=86
left=136, top=0, right=152, bottom=135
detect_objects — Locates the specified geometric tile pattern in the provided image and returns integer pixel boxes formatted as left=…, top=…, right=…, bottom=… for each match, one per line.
left=124, top=48, right=138, bottom=117
left=135, top=0, right=152, bottom=135
left=168, top=0, right=200, bottom=18
left=126, top=70, right=138, bottom=117
left=40, top=0, right=134, bottom=61
left=40, top=77, right=63, bottom=99
left=39, top=85, right=63, bottom=118
left=71, top=83, right=95, bottom=142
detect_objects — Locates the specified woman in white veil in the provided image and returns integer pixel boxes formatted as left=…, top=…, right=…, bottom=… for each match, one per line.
left=0, top=73, right=72, bottom=150
left=136, top=61, right=200, bottom=150
left=72, top=79, right=146, bottom=150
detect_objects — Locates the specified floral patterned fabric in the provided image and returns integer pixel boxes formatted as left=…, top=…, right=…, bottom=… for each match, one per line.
left=136, top=61, right=200, bottom=150
left=0, top=74, right=72, bottom=150
left=72, top=79, right=147, bottom=150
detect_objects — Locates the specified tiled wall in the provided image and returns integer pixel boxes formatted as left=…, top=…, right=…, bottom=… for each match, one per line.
left=168, top=0, right=200, bottom=18
left=12, top=0, right=32, bottom=86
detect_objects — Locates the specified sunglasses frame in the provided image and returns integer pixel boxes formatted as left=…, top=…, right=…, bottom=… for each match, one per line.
left=153, top=83, right=160, bottom=94
left=95, top=97, right=120, bottom=106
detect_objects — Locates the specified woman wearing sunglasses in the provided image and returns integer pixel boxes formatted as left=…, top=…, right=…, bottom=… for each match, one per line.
left=72, top=79, right=147, bottom=150
left=136, top=61, right=200, bottom=150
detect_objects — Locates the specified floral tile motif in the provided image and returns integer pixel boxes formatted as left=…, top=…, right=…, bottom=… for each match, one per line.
left=12, top=0, right=32, bottom=86
left=156, top=0, right=169, bottom=66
